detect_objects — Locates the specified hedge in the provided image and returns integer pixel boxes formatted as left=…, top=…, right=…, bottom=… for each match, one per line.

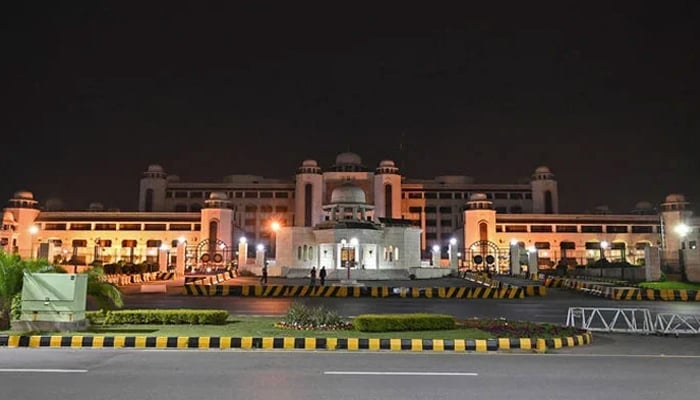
left=353, top=313, right=456, bottom=332
left=87, top=309, right=229, bottom=325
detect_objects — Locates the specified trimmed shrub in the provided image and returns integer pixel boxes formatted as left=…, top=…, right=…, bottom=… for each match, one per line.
left=86, top=309, right=229, bottom=325
left=279, top=302, right=348, bottom=329
left=353, top=313, right=456, bottom=332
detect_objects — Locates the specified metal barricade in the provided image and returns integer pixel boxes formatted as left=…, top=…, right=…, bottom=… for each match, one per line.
left=566, top=307, right=655, bottom=334
left=654, top=313, right=700, bottom=335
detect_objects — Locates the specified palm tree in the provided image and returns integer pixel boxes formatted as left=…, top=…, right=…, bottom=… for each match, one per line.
left=0, top=251, right=122, bottom=330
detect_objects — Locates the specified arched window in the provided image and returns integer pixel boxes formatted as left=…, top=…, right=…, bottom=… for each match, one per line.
left=303, top=245, right=308, bottom=261
left=307, top=246, right=313, bottom=261
left=385, top=184, right=393, bottom=217
left=304, top=184, right=313, bottom=226
left=544, top=190, right=553, bottom=214
left=144, top=189, right=154, bottom=212
left=394, top=247, right=399, bottom=261
left=479, top=222, right=488, bottom=242
left=388, top=246, right=394, bottom=262
left=297, top=246, right=302, bottom=260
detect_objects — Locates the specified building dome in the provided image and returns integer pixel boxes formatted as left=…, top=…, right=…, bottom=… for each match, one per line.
left=13, top=191, right=34, bottom=200
left=209, top=191, right=229, bottom=200
left=335, top=152, right=362, bottom=166
left=469, top=193, right=488, bottom=201
left=379, top=160, right=395, bottom=167
left=147, top=164, right=164, bottom=173
left=302, top=159, right=318, bottom=167
left=330, top=182, right=366, bottom=204
left=88, top=202, right=104, bottom=211
left=2, top=211, right=15, bottom=223
left=534, top=166, right=551, bottom=174
left=664, top=194, right=686, bottom=203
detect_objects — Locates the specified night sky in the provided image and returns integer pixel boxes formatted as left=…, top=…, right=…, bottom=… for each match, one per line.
left=2, top=2, right=698, bottom=213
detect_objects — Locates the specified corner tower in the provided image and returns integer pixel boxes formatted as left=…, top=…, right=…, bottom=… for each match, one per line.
left=3, top=191, right=41, bottom=258
left=138, top=164, right=168, bottom=212
left=463, top=193, right=496, bottom=248
left=531, top=166, right=559, bottom=214
left=660, top=194, right=693, bottom=252
left=201, top=192, right=234, bottom=249
left=294, top=159, right=323, bottom=227
left=373, top=160, right=402, bottom=219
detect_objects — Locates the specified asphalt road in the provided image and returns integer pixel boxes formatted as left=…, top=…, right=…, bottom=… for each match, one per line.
left=121, top=288, right=700, bottom=326
left=1, top=348, right=698, bottom=400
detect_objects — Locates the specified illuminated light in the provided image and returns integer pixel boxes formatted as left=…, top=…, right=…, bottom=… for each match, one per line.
left=239, top=237, right=247, bottom=244
left=29, top=225, right=39, bottom=235
left=219, top=243, right=226, bottom=249
left=256, top=244, right=264, bottom=251
left=271, top=221, right=281, bottom=231
left=178, top=236, right=186, bottom=244
left=600, top=241, right=609, bottom=249
left=449, top=237, right=457, bottom=245
left=675, top=223, right=690, bottom=238
left=432, top=245, right=440, bottom=253
left=159, top=244, right=169, bottom=251
left=340, top=239, right=347, bottom=245
left=350, top=237, right=358, bottom=246
left=527, top=246, right=537, bottom=254
left=457, top=252, right=462, bottom=257
left=510, top=239, right=518, bottom=246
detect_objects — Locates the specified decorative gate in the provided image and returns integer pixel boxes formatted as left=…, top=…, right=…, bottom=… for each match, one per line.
left=465, top=240, right=509, bottom=273
left=186, top=239, right=233, bottom=274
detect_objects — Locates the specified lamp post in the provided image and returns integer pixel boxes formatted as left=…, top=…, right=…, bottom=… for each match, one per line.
left=600, top=240, right=609, bottom=260
left=28, top=225, right=38, bottom=260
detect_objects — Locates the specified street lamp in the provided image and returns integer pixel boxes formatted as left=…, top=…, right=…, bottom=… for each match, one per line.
left=28, top=225, right=38, bottom=259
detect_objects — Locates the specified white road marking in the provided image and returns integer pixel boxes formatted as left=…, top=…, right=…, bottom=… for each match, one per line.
left=324, top=371, right=478, bottom=376
left=0, top=369, right=88, bottom=373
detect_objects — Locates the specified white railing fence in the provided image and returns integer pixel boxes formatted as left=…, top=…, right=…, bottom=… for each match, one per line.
left=566, top=307, right=699, bottom=335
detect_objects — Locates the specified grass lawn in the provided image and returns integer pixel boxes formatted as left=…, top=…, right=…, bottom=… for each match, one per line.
left=3, top=316, right=583, bottom=339
left=639, top=281, right=700, bottom=290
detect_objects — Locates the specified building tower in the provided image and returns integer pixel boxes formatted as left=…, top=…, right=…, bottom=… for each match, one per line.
left=660, top=194, right=693, bottom=252
left=3, top=191, right=41, bottom=258
left=201, top=192, right=234, bottom=250
left=373, top=160, right=402, bottom=219
left=138, top=164, right=168, bottom=212
left=463, top=193, right=497, bottom=248
left=531, top=166, right=559, bottom=214
left=294, top=159, right=323, bottom=227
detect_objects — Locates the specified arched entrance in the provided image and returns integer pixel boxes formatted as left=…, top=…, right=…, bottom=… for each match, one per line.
left=466, top=240, right=508, bottom=273
left=186, top=239, right=233, bottom=274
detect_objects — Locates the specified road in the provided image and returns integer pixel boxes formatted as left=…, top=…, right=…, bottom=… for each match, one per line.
left=121, top=288, right=700, bottom=325
left=1, top=346, right=698, bottom=400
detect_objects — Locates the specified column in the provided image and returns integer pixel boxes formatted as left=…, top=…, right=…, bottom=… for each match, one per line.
left=509, top=243, right=520, bottom=275
left=175, top=243, right=186, bottom=276
left=158, top=248, right=168, bottom=272
left=255, top=245, right=265, bottom=267
left=238, top=239, right=248, bottom=269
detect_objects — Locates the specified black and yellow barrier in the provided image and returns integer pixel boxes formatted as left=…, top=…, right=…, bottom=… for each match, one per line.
left=523, top=285, right=547, bottom=296
left=183, top=285, right=525, bottom=299
left=608, top=288, right=700, bottom=301
left=0, top=332, right=591, bottom=352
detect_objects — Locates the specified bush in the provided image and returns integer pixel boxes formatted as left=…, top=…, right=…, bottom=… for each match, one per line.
left=279, top=302, right=348, bottom=329
left=86, top=309, right=229, bottom=325
left=353, top=313, right=456, bottom=332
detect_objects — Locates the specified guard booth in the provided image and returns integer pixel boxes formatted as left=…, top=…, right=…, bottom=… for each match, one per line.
left=15, top=273, right=89, bottom=332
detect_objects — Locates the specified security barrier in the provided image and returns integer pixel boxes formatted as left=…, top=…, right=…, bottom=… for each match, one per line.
left=566, top=307, right=700, bottom=335
left=462, top=272, right=547, bottom=297
left=182, top=284, right=525, bottom=299
left=0, top=333, right=591, bottom=352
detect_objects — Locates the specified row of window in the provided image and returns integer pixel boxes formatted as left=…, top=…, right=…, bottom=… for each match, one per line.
left=408, top=205, right=525, bottom=214
left=49, top=239, right=182, bottom=248
left=404, top=191, right=532, bottom=200
left=41, top=223, right=201, bottom=232
left=496, top=225, right=658, bottom=234
left=167, top=191, right=293, bottom=199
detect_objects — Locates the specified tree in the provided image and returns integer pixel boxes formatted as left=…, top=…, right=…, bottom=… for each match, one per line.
left=0, top=251, right=122, bottom=330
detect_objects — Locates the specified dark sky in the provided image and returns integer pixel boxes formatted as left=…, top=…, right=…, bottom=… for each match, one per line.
left=2, top=1, right=698, bottom=213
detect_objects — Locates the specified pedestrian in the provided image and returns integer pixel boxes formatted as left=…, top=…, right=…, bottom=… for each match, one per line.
left=309, top=266, right=317, bottom=286
left=319, top=266, right=326, bottom=286
left=260, top=263, right=268, bottom=285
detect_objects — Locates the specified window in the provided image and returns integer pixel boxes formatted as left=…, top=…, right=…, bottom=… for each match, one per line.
left=440, top=219, right=452, bottom=226
left=525, top=193, right=532, bottom=199
left=146, top=240, right=162, bottom=248
left=175, top=204, right=188, bottom=212
left=174, top=192, right=188, bottom=198
left=190, top=192, right=203, bottom=198
left=245, top=205, right=257, bottom=212
left=425, top=232, right=437, bottom=239
left=530, top=225, right=552, bottom=233
left=72, top=240, right=88, bottom=247
left=510, top=206, right=523, bottom=213
left=408, top=192, right=422, bottom=199
left=438, top=207, right=451, bottom=213
left=631, top=225, right=653, bottom=233
left=144, top=189, right=154, bottom=211
left=408, top=206, right=422, bottom=213
left=494, top=193, right=508, bottom=199
left=244, top=192, right=257, bottom=198
left=505, top=225, right=528, bottom=233
left=424, top=207, right=436, bottom=213
left=44, top=223, right=67, bottom=230
left=556, top=225, right=578, bottom=233
left=70, top=223, right=91, bottom=230
left=606, top=225, right=628, bottom=233
left=235, top=192, right=243, bottom=198
left=510, top=193, right=524, bottom=199
left=169, top=224, right=191, bottom=231
left=496, top=225, right=503, bottom=232
left=245, top=219, right=256, bottom=226
left=94, top=223, right=117, bottom=230
left=260, top=192, right=273, bottom=198
left=276, top=206, right=288, bottom=212
left=560, top=241, right=576, bottom=250
left=144, top=224, right=166, bottom=231
left=495, top=207, right=507, bottom=213
left=438, top=192, right=452, bottom=199
left=534, top=242, right=550, bottom=249
left=585, top=242, right=600, bottom=250
left=260, top=205, right=273, bottom=212
left=424, top=192, right=437, bottom=199
left=275, top=192, right=289, bottom=198
left=98, top=239, right=112, bottom=247
left=581, top=225, right=603, bottom=233
left=121, top=240, right=137, bottom=248
left=426, top=220, right=437, bottom=226
left=119, top=224, right=141, bottom=231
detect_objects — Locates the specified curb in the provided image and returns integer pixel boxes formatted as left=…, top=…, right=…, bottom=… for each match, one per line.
left=544, top=277, right=700, bottom=301
left=183, top=285, right=527, bottom=298
left=0, top=333, right=591, bottom=352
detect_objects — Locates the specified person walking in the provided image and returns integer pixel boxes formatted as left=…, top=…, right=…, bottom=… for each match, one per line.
left=260, top=263, right=268, bottom=285
left=309, top=266, right=317, bottom=286
left=319, top=266, right=327, bottom=286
